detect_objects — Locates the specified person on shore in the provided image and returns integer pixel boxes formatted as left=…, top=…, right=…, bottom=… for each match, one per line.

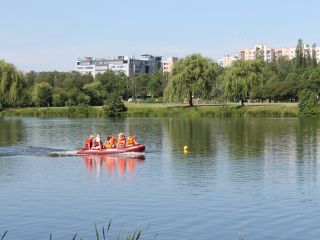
left=103, top=134, right=117, bottom=149
left=84, top=135, right=94, bottom=150
left=127, top=135, right=137, bottom=146
left=117, top=133, right=126, bottom=148
left=92, top=134, right=103, bottom=150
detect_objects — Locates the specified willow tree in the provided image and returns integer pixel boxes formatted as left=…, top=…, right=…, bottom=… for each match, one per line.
left=0, top=60, right=25, bottom=108
left=222, top=60, right=263, bottom=105
left=164, top=54, right=219, bottom=106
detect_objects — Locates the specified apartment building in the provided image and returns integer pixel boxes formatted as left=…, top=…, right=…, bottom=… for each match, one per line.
left=162, top=57, right=178, bottom=74
left=218, top=55, right=240, bottom=68
left=76, top=55, right=162, bottom=78
left=239, top=43, right=320, bottom=63
left=240, top=45, right=275, bottom=62
left=274, top=48, right=296, bottom=60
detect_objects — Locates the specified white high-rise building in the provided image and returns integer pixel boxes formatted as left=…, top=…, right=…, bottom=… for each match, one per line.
left=76, top=55, right=162, bottom=78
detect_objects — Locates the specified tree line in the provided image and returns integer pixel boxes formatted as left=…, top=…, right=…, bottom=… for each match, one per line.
left=0, top=63, right=166, bottom=109
left=1, top=39, right=320, bottom=110
left=165, top=39, right=320, bottom=106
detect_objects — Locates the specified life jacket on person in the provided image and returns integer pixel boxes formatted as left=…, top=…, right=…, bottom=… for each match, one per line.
left=84, top=135, right=94, bottom=150
left=118, top=133, right=126, bottom=148
left=103, top=135, right=117, bottom=149
left=92, top=134, right=102, bottom=150
left=127, top=135, right=137, bottom=146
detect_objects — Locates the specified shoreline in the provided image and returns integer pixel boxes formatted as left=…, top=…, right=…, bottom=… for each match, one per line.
left=0, top=103, right=299, bottom=118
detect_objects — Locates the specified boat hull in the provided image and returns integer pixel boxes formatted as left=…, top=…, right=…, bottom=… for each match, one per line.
left=76, top=144, right=145, bottom=155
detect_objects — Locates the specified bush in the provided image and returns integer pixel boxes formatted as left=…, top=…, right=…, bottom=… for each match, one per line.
left=103, top=94, right=127, bottom=117
left=298, top=89, right=319, bottom=116
left=75, top=104, right=91, bottom=117
left=52, top=93, right=65, bottom=107
left=33, top=82, right=53, bottom=107
left=67, top=104, right=92, bottom=118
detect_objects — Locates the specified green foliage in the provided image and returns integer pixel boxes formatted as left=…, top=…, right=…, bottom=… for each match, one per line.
left=0, top=60, right=25, bottom=108
left=298, top=89, right=319, bottom=115
left=2, top=38, right=320, bottom=110
left=75, top=104, right=92, bottom=117
left=67, top=104, right=92, bottom=117
left=164, top=54, right=221, bottom=106
left=222, top=60, right=263, bottom=105
left=83, top=81, right=104, bottom=105
left=103, top=94, right=127, bottom=117
left=132, top=74, right=150, bottom=98
left=96, top=70, right=127, bottom=99
left=33, top=82, right=53, bottom=107
left=52, top=92, right=66, bottom=107
left=147, top=70, right=164, bottom=97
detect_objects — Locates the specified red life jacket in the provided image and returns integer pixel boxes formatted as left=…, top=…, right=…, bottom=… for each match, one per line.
left=92, top=139, right=102, bottom=149
left=84, top=138, right=92, bottom=150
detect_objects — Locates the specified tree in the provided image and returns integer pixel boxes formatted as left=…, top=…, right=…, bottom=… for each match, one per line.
left=0, top=60, right=25, bottom=108
left=147, top=70, right=164, bottom=98
left=311, top=44, right=318, bottom=68
left=33, top=82, right=53, bottom=107
left=222, top=60, right=263, bottom=105
left=298, top=89, right=318, bottom=115
left=83, top=81, right=104, bottom=106
left=103, top=93, right=127, bottom=117
left=164, top=54, right=218, bottom=106
left=96, top=70, right=127, bottom=99
left=295, top=39, right=305, bottom=69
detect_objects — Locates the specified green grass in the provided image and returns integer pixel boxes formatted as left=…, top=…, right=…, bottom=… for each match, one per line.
left=124, top=103, right=299, bottom=118
left=0, top=103, right=300, bottom=118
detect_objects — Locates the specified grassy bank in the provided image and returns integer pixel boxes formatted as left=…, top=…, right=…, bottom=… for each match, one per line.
left=125, top=103, right=299, bottom=118
left=0, top=103, right=299, bottom=118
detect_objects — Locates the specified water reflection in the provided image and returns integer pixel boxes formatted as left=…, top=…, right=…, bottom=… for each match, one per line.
left=82, top=154, right=145, bottom=177
left=163, top=118, right=218, bottom=157
left=0, top=117, right=24, bottom=146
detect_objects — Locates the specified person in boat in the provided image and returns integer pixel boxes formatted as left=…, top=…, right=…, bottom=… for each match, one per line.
left=117, top=133, right=126, bottom=148
left=127, top=135, right=137, bottom=146
left=92, top=134, right=103, bottom=150
left=84, top=135, right=94, bottom=150
left=103, top=134, right=117, bottom=149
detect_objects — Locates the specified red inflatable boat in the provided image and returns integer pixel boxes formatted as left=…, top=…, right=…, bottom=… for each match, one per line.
left=76, top=144, right=145, bottom=155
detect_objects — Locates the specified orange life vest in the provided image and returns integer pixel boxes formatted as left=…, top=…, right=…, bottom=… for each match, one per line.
left=127, top=136, right=137, bottom=145
left=118, top=136, right=126, bottom=148
left=104, top=136, right=117, bottom=149
left=84, top=137, right=93, bottom=150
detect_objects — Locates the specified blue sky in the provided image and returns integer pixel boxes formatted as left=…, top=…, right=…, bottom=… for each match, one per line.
left=0, top=0, right=319, bottom=71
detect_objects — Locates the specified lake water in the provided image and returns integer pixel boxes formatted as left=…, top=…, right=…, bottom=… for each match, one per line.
left=1, top=117, right=320, bottom=239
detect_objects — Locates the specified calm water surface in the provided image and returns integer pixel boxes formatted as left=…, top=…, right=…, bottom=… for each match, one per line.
left=1, top=117, right=320, bottom=239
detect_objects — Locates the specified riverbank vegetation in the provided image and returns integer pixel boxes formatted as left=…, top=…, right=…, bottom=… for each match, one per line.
left=0, top=221, right=149, bottom=240
left=1, top=39, right=320, bottom=117
left=0, top=103, right=299, bottom=118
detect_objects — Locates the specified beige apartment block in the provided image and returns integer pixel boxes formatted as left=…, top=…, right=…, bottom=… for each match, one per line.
left=163, top=57, right=178, bottom=74
left=274, top=48, right=296, bottom=60
left=238, top=43, right=320, bottom=63
left=219, top=55, right=240, bottom=68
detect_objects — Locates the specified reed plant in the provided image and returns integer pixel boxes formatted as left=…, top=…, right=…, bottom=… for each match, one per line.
left=0, top=221, right=155, bottom=240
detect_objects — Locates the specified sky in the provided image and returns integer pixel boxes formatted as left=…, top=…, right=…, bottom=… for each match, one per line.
left=0, top=0, right=320, bottom=71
